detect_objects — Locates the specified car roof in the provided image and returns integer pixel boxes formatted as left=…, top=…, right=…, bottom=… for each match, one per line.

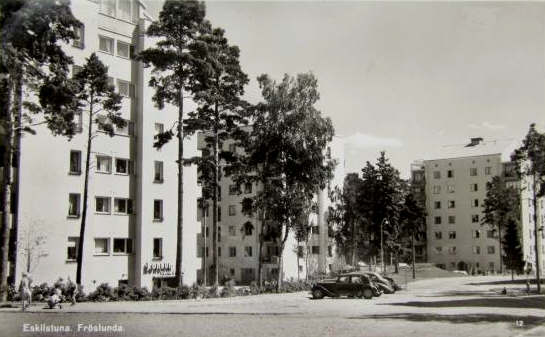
left=339, top=272, right=371, bottom=277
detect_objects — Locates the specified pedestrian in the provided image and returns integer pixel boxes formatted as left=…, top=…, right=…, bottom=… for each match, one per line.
left=47, top=284, right=63, bottom=309
left=19, top=272, right=32, bottom=311
left=66, top=277, right=78, bottom=305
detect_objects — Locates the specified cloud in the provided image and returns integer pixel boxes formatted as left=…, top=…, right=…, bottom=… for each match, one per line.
left=344, top=132, right=403, bottom=149
left=468, top=121, right=505, bottom=130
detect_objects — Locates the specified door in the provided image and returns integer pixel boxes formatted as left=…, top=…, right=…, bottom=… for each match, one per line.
left=336, top=275, right=351, bottom=296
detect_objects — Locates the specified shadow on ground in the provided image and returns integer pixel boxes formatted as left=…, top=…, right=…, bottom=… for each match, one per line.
left=468, top=279, right=545, bottom=286
left=382, top=295, right=545, bottom=309
left=348, top=313, right=545, bottom=329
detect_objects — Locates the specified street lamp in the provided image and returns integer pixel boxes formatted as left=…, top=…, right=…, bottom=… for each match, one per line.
left=381, top=218, right=389, bottom=274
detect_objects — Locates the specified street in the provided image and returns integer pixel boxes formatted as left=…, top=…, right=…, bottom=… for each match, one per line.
left=0, top=276, right=544, bottom=337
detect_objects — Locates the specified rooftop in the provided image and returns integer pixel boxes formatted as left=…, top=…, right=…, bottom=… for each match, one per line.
left=424, top=137, right=520, bottom=162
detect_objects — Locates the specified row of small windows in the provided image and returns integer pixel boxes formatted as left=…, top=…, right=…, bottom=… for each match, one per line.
left=200, top=246, right=254, bottom=258
left=432, top=214, right=480, bottom=225
left=433, top=199, right=480, bottom=209
left=228, top=183, right=253, bottom=195
left=432, top=167, right=493, bottom=179
left=100, top=0, right=135, bottom=22
left=66, top=237, right=133, bottom=260
left=433, top=229, right=497, bottom=240
left=437, top=262, right=496, bottom=271
left=433, top=246, right=496, bottom=255
left=73, top=65, right=135, bottom=98
left=432, top=183, right=479, bottom=194
left=67, top=194, right=163, bottom=221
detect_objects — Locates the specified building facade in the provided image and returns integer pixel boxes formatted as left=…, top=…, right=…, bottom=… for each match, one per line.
left=195, top=135, right=345, bottom=285
left=423, top=137, right=543, bottom=274
left=9, top=0, right=202, bottom=291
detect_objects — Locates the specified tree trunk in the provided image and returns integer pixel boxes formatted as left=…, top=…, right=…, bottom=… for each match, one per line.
left=0, top=72, right=16, bottom=302
left=175, top=88, right=185, bottom=287
left=532, top=173, right=541, bottom=293
left=511, top=269, right=514, bottom=281
left=411, top=234, right=416, bottom=279
left=394, top=250, right=399, bottom=274
left=276, top=225, right=290, bottom=292
left=296, top=240, right=300, bottom=281
left=498, top=221, right=503, bottom=274
left=211, top=102, right=220, bottom=288
left=76, top=98, right=94, bottom=286
left=351, top=220, right=356, bottom=266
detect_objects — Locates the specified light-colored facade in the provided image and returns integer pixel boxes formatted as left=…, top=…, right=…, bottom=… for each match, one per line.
left=10, top=0, right=201, bottom=291
left=196, top=135, right=345, bottom=285
left=422, top=137, right=544, bottom=274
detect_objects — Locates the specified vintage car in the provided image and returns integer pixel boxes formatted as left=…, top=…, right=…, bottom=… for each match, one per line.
left=361, top=272, right=396, bottom=294
left=311, top=273, right=381, bottom=299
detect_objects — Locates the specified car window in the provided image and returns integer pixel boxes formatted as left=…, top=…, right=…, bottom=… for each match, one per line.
left=351, top=276, right=362, bottom=284
left=338, top=276, right=349, bottom=283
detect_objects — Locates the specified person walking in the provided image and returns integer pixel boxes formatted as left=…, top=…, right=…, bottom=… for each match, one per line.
left=66, top=277, right=78, bottom=305
left=19, top=272, right=32, bottom=311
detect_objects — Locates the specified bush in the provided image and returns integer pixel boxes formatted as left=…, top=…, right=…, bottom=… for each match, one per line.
left=32, top=282, right=51, bottom=302
left=249, top=281, right=260, bottom=295
left=151, top=286, right=177, bottom=300
left=220, top=280, right=237, bottom=298
left=88, top=283, right=115, bottom=302
left=189, top=284, right=209, bottom=299
left=7, top=284, right=18, bottom=301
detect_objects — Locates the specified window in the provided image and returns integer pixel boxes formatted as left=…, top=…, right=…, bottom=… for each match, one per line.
left=244, top=183, right=252, bottom=194
left=435, top=232, right=442, bottom=240
left=312, top=246, right=320, bottom=255
left=118, top=0, right=132, bottom=21
left=434, top=246, right=443, bottom=254
left=228, top=205, right=236, bottom=216
left=94, top=238, right=109, bottom=255
left=433, top=186, right=441, bottom=194
left=74, top=111, right=83, bottom=133
left=218, top=206, right=221, bottom=222
left=217, top=186, right=222, bottom=201
left=229, top=268, right=235, bottom=276
left=95, top=197, right=111, bottom=214
left=96, top=156, right=112, bottom=173
left=115, top=120, right=133, bottom=136
left=470, top=183, right=478, bottom=192
left=153, top=238, right=163, bottom=259
left=107, top=76, right=115, bottom=88
left=67, top=237, right=79, bottom=261
left=229, top=184, right=240, bottom=195
left=434, top=216, right=442, bottom=225
left=99, top=36, right=114, bottom=54
left=114, top=198, right=132, bottom=215
left=433, top=171, right=441, bottom=179
left=487, top=246, right=495, bottom=254
left=155, top=123, right=164, bottom=135
left=328, top=246, right=333, bottom=257
left=448, top=200, right=455, bottom=209
left=447, top=185, right=455, bottom=193
left=470, top=168, right=478, bottom=176
left=154, top=200, right=163, bottom=221
left=472, top=199, right=479, bottom=208
left=244, top=246, right=253, bottom=257
left=244, top=223, right=253, bottom=236
left=73, top=24, right=85, bottom=48
left=447, top=170, right=454, bottom=178
left=117, top=41, right=132, bottom=58
left=229, top=247, right=236, bottom=257
left=487, top=230, right=495, bottom=238
left=485, top=167, right=492, bottom=175
left=448, top=231, right=456, bottom=239
left=473, top=230, right=481, bottom=239
left=489, top=262, right=495, bottom=270
left=154, top=161, right=163, bottom=183
left=297, top=246, right=304, bottom=258
left=113, top=238, right=132, bottom=254
left=448, top=216, right=456, bottom=224
left=448, top=246, right=456, bottom=255
left=115, top=158, right=130, bottom=175
left=312, top=226, right=320, bottom=235
left=218, top=227, right=222, bottom=242
left=434, top=201, right=441, bottom=209
left=69, top=150, right=81, bottom=174
left=228, top=226, right=236, bottom=236
left=68, top=193, right=81, bottom=217
left=117, top=79, right=133, bottom=98
left=100, top=0, right=116, bottom=16
left=472, top=214, right=479, bottom=223
left=473, top=246, right=481, bottom=254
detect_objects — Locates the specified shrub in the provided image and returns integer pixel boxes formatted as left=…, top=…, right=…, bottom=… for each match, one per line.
left=88, top=283, right=115, bottom=302
left=249, top=281, right=260, bottom=295
left=7, top=284, right=18, bottom=301
left=151, top=286, right=177, bottom=300
left=189, top=284, right=209, bottom=299
left=220, top=280, right=237, bottom=298
left=32, top=282, right=51, bottom=302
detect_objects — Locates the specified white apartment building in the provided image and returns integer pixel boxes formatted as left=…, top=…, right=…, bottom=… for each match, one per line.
left=8, top=0, right=201, bottom=291
left=195, top=135, right=345, bottom=285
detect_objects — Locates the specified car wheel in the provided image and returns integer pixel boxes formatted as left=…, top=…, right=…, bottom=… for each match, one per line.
left=363, top=288, right=373, bottom=299
left=312, top=289, right=324, bottom=299
left=355, top=290, right=364, bottom=298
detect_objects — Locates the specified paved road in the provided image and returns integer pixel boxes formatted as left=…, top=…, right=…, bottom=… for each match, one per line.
left=0, top=276, right=543, bottom=337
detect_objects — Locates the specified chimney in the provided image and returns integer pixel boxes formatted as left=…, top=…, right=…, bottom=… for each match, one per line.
left=466, top=137, right=483, bottom=147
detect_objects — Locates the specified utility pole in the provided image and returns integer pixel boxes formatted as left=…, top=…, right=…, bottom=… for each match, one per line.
left=203, top=203, right=207, bottom=286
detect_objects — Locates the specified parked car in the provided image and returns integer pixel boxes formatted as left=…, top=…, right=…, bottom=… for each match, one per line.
left=361, top=272, right=398, bottom=294
left=311, top=273, right=381, bottom=299
left=382, top=275, right=402, bottom=291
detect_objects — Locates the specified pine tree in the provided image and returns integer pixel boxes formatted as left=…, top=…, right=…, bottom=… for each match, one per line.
left=502, top=218, right=524, bottom=280
left=138, top=0, right=208, bottom=287
left=71, top=53, right=124, bottom=286
left=400, top=192, right=426, bottom=279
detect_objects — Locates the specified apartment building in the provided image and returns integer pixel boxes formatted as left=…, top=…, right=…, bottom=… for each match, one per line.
left=7, top=0, right=201, bottom=291
left=195, top=135, right=345, bottom=285
left=423, top=137, right=529, bottom=273
left=408, top=161, right=427, bottom=263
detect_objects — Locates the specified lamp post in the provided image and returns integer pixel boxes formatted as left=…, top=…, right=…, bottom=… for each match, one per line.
left=381, top=218, right=389, bottom=274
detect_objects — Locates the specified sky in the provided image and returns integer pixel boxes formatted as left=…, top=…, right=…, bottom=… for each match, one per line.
left=145, top=1, right=545, bottom=178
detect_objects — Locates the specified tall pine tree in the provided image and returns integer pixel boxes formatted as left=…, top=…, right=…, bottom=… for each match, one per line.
left=502, top=218, right=524, bottom=280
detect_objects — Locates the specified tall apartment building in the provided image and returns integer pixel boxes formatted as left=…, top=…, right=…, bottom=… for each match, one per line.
left=5, top=0, right=202, bottom=291
left=422, top=137, right=541, bottom=273
left=408, top=161, right=427, bottom=262
left=195, top=135, right=345, bottom=285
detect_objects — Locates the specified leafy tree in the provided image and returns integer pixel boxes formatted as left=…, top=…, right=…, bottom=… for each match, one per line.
left=71, top=53, right=123, bottom=286
left=399, top=192, right=425, bottom=279
left=137, top=0, right=208, bottom=287
left=512, top=123, right=545, bottom=292
left=481, top=175, right=520, bottom=274
left=185, top=25, right=249, bottom=287
left=229, top=73, right=335, bottom=289
left=0, top=0, right=80, bottom=301
left=502, top=218, right=524, bottom=280
left=17, top=220, right=48, bottom=274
